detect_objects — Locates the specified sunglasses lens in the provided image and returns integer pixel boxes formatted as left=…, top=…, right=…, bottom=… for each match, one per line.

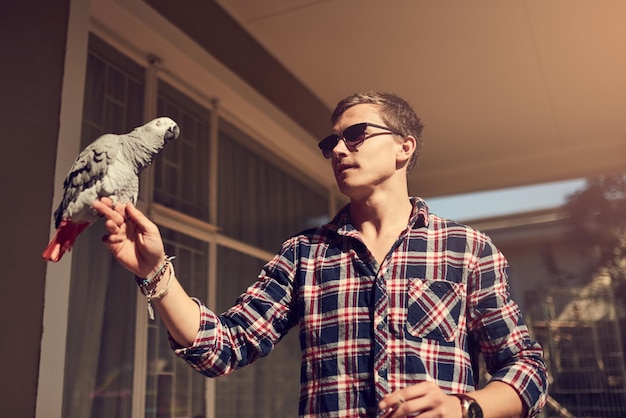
left=318, top=123, right=370, bottom=159
left=343, top=123, right=367, bottom=145
left=319, top=135, right=339, bottom=159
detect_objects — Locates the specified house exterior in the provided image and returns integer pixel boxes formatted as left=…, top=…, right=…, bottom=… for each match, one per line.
left=3, top=1, right=622, bottom=417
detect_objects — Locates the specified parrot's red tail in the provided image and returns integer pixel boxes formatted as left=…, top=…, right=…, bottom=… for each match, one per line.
left=42, top=220, right=90, bottom=262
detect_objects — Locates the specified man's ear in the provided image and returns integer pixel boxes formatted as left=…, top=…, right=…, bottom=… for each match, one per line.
left=397, top=135, right=417, bottom=166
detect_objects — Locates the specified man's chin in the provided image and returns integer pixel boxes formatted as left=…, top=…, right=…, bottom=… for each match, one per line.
left=337, top=181, right=369, bottom=198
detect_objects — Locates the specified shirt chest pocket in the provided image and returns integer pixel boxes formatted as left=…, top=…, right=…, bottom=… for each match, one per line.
left=405, top=278, right=464, bottom=342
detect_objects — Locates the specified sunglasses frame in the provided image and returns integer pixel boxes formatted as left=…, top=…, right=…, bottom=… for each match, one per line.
left=318, top=122, right=403, bottom=159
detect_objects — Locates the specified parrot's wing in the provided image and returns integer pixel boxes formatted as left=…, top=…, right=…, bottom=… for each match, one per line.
left=54, top=134, right=121, bottom=227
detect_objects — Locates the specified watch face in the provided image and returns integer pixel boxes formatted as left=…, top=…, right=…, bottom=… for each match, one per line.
left=468, top=402, right=483, bottom=418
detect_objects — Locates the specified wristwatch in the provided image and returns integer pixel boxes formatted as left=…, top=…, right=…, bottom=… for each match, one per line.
left=452, top=393, right=483, bottom=418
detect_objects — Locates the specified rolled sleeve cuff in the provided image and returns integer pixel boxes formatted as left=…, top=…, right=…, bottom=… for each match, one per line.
left=168, top=298, right=220, bottom=360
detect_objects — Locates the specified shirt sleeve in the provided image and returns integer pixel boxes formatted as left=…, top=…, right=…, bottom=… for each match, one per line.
left=467, top=238, right=549, bottom=417
left=169, top=249, right=297, bottom=378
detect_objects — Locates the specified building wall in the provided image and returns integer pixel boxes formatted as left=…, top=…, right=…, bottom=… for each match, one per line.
left=0, top=2, right=71, bottom=416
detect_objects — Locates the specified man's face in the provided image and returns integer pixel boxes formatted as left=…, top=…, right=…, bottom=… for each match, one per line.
left=330, top=104, right=403, bottom=199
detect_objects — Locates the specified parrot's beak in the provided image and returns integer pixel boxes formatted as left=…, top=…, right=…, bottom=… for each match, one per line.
left=165, top=125, right=180, bottom=141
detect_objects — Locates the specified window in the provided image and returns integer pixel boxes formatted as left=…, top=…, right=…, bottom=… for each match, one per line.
left=218, top=118, right=329, bottom=253
left=154, top=81, right=210, bottom=221
left=63, top=34, right=330, bottom=418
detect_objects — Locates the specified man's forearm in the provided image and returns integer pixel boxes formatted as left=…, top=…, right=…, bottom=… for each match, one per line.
left=153, top=271, right=201, bottom=347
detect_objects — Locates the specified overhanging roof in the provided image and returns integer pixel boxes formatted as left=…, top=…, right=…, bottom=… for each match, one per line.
left=147, top=0, right=626, bottom=197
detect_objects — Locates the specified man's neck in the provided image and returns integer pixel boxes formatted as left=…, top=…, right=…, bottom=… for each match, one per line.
left=349, top=191, right=413, bottom=235
left=348, top=192, right=413, bottom=265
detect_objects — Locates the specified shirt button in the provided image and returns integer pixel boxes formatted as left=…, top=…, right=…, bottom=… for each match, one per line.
left=375, top=316, right=385, bottom=330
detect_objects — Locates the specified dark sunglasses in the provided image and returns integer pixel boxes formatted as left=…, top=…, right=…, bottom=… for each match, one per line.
left=318, top=122, right=403, bottom=159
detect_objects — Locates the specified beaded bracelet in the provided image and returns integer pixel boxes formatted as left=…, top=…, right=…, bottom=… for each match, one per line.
left=135, top=255, right=176, bottom=296
left=150, top=269, right=173, bottom=301
left=135, top=255, right=176, bottom=320
left=146, top=261, right=175, bottom=320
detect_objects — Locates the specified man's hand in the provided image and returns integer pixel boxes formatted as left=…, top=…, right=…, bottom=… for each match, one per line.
left=93, top=197, right=165, bottom=278
left=379, top=381, right=462, bottom=418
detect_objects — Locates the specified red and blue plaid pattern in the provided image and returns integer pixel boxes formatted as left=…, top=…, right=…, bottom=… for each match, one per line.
left=173, top=198, right=548, bottom=417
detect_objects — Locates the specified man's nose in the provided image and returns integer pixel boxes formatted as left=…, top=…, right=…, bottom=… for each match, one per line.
left=332, top=137, right=350, bottom=157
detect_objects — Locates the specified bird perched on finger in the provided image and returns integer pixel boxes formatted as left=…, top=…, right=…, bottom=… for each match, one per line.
left=42, top=117, right=179, bottom=262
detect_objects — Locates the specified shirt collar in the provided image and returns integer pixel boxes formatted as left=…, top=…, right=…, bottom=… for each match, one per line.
left=324, top=197, right=430, bottom=235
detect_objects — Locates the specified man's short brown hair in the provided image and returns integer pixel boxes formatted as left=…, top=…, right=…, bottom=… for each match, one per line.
left=331, top=91, right=424, bottom=174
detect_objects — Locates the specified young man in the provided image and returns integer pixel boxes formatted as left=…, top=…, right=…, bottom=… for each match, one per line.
left=94, top=91, right=548, bottom=417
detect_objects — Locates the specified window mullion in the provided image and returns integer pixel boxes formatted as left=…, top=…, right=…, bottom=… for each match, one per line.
left=132, top=55, right=161, bottom=418
left=205, top=99, right=219, bottom=418
left=137, top=56, right=161, bottom=206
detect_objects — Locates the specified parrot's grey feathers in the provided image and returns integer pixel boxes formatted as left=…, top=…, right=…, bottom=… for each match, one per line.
left=55, top=135, right=121, bottom=227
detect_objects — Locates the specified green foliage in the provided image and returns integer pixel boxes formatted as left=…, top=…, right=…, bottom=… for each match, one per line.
left=564, top=174, right=626, bottom=273
left=560, top=174, right=626, bottom=304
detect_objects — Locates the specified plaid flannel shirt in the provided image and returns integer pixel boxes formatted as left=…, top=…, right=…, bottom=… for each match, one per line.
left=173, top=197, right=548, bottom=417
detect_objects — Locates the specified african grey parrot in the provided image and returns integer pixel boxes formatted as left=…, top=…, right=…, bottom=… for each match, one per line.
left=42, top=117, right=180, bottom=262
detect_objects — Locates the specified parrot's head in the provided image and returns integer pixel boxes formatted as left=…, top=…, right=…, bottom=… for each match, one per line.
left=151, top=117, right=180, bottom=142
left=132, top=117, right=181, bottom=154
